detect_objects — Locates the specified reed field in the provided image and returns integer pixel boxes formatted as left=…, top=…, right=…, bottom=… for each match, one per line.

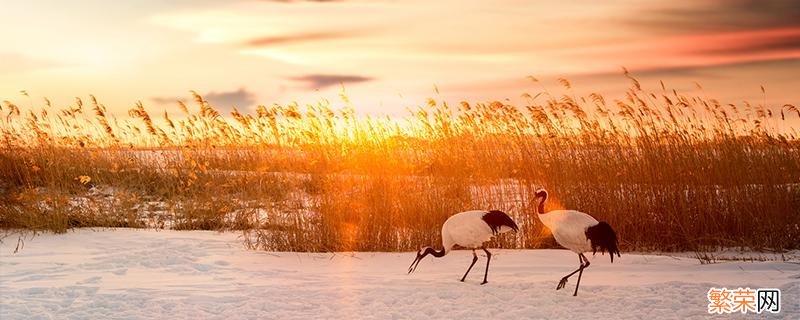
left=1, top=75, right=799, bottom=253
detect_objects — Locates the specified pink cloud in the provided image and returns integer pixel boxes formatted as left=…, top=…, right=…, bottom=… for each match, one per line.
left=564, top=27, right=800, bottom=75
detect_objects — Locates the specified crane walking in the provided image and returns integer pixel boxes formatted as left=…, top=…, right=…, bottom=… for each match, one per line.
left=408, top=210, right=519, bottom=284
left=533, top=189, right=620, bottom=296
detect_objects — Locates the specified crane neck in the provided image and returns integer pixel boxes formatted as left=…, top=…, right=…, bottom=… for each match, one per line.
left=536, top=194, right=548, bottom=216
left=424, top=247, right=447, bottom=258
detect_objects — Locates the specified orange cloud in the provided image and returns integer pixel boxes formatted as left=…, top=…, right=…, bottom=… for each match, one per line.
left=245, top=30, right=362, bottom=47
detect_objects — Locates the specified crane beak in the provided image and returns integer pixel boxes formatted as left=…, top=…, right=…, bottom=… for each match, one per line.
left=408, top=250, right=423, bottom=274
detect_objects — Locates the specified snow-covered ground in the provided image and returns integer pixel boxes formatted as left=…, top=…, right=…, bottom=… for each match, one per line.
left=1, top=229, right=797, bottom=319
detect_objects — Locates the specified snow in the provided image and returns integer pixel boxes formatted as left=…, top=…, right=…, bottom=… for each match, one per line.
left=1, top=229, right=797, bottom=319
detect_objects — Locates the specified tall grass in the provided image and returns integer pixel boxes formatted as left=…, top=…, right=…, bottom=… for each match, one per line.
left=1, top=77, right=799, bottom=252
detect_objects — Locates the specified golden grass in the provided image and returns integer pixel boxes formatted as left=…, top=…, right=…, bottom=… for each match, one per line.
left=1, top=76, right=799, bottom=252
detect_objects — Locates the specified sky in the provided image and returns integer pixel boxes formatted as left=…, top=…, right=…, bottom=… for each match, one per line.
left=1, top=0, right=798, bottom=116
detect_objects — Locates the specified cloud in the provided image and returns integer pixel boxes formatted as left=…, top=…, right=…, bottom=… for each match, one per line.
left=568, top=58, right=800, bottom=82
left=151, top=88, right=257, bottom=113
left=289, top=74, right=373, bottom=89
left=552, top=26, right=800, bottom=80
left=150, top=96, right=186, bottom=105
left=245, top=30, right=357, bottom=47
left=696, top=32, right=800, bottom=55
left=204, top=88, right=257, bottom=110
left=631, top=0, right=800, bottom=33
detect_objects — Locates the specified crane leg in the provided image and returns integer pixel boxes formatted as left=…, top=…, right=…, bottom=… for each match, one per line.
left=573, top=253, right=590, bottom=296
left=481, top=247, right=492, bottom=285
left=557, top=253, right=590, bottom=291
left=460, top=249, right=479, bottom=282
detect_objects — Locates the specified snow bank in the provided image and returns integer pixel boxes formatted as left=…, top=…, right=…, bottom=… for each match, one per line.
left=1, top=229, right=797, bottom=319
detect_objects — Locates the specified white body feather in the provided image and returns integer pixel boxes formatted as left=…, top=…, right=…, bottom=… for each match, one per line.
left=537, top=209, right=598, bottom=253
left=441, top=210, right=513, bottom=253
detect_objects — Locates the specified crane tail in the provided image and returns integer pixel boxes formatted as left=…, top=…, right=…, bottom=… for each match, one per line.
left=585, top=221, right=620, bottom=263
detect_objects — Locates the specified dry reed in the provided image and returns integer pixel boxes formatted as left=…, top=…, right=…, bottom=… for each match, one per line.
left=1, top=76, right=798, bottom=253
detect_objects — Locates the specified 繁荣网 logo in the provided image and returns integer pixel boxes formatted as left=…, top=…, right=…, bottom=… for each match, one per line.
left=707, top=287, right=780, bottom=314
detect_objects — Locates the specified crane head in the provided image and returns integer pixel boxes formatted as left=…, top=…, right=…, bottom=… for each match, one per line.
left=408, top=246, right=444, bottom=274
left=533, top=188, right=549, bottom=214
left=408, top=247, right=427, bottom=274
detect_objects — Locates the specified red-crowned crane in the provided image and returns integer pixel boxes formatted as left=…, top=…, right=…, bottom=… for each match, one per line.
left=407, top=210, right=519, bottom=284
left=533, top=189, right=620, bottom=296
